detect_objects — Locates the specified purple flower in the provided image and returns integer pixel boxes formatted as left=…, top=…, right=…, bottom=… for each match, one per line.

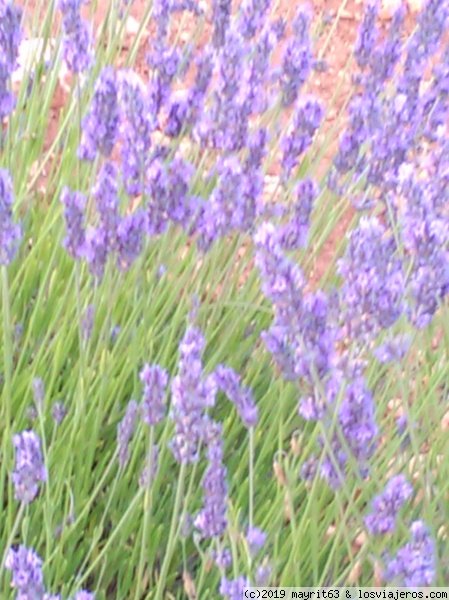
left=281, top=95, right=323, bottom=179
left=306, top=368, right=378, bottom=489
left=373, top=334, right=411, bottom=363
left=246, top=526, right=267, bottom=555
left=147, top=41, right=185, bottom=113
left=354, top=0, right=379, bottom=70
left=166, top=48, right=214, bottom=138
left=116, top=209, right=146, bottom=271
left=337, top=217, right=405, bottom=343
left=212, top=547, right=232, bottom=570
left=196, top=156, right=249, bottom=252
left=152, top=0, right=171, bottom=40
left=84, top=163, right=121, bottom=279
left=145, top=156, right=196, bottom=235
left=140, top=364, right=168, bottom=426
left=32, top=377, right=45, bottom=411
left=0, top=0, right=22, bottom=117
left=12, top=430, right=46, bottom=504
left=0, top=169, right=22, bottom=265
left=117, top=399, right=138, bottom=468
left=118, top=70, right=155, bottom=196
left=0, top=65, right=16, bottom=118
left=236, top=0, right=271, bottom=40
left=255, top=223, right=337, bottom=385
left=335, top=373, right=378, bottom=467
left=51, top=401, right=67, bottom=425
left=84, top=227, right=108, bottom=280
left=60, top=186, right=87, bottom=260
left=400, top=179, right=449, bottom=328
left=78, top=67, right=119, bottom=161
left=92, top=162, right=120, bottom=252
left=71, top=592, right=96, bottom=600
left=194, top=420, right=228, bottom=538
left=396, top=413, right=408, bottom=436
left=139, top=444, right=160, bottom=487
left=81, top=304, right=95, bottom=341
left=5, top=545, right=46, bottom=598
left=332, top=94, right=375, bottom=178
left=196, top=31, right=251, bottom=152
left=277, top=178, right=319, bottom=250
left=0, top=0, right=22, bottom=71
left=246, top=128, right=269, bottom=171
left=280, top=5, right=313, bottom=107
left=219, top=576, right=251, bottom=600
left=254, top=561, right=273, bottom=587
left=255, top=563, right=272, bottom=586
left=383, top=520, right=436, bottom=587
left=369, top=3, right=404, bottom=85
left=214, top=365, right=258, bottom=427
left=399, top=0, right=449, bottom=104
left=244, top=19, right=284, bottom=114
left=169, top=326, right=217, bottom=463
left=211, top=0, right=231, bottom=47
left=254, top=222, right=304, bottom=311
left=110, top=325, right=121, bottom=342
left=365, top=474, right=413, bottom=535
left=150, top=0, right=202, bottom=41
left=58, top=0, right=92, bottom=74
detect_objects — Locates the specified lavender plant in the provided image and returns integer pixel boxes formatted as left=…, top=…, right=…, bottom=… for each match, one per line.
left=1, top=0, right=448, bottom=596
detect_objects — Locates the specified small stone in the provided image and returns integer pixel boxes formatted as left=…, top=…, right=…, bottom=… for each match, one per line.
left=407, top=0, right=424, bottom=12
left=380, top=0, right=402, bottom=19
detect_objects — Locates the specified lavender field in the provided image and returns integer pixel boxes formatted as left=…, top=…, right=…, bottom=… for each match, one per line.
left=0, top=0, right=448, bottom=597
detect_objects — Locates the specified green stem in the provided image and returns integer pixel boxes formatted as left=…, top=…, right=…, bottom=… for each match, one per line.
left=134, top=426, right=155, bottom=600
left=249, top=426, right=254, bottom=530
left=75, top=261, right=86, bottom=417
left=2, top=266, right=13, bottom=428
left=155, top=462, right=187, bottom=600
left=74, top=488, right=144, bottom=590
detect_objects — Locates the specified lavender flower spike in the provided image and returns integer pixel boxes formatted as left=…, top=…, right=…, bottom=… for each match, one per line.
left=117, top=399, right=139, bottom=468
left=116, top=209, right=146, bottom=271
left=92, top=162, right=120, bottom=252
left=354, top=0, right=379, bottom=70
left=5, top=545, right=46, bottom=598
left=78, top=66, right=120, bottom=161
left=383, top=520, right=436, bottom=587
left=214, top=365, right=258, bottom=427
left=140, top=364, right=169, bottom=426
left=0, top=168, right=22, bottom=265
left=211, top=0, right=231, bottom=47
left=169, top=325, right=217, bottom=463
left=365, top=474, right=413, bottom=535
left=58, top=0, right=93, bottom=74
left=281, top=95, right=323, bottom=179
left=60, top=186, right=87, bottom=260
left=280, top=4, right=313, bottom=107
left=246, top=526, right=267, bottom=555
left=337, top=216, right=405, bottom=343
left=220, top=576, right=251, bottom=600
left=139, top=444, right=159, bottom=487
left=194, top=420, right=228, bottom=538
left=52, top=400, right=68, bottom=425
left=71, top=590, right=96, bottom=600
left=0, top=0, right=22, bottom=118
left=118, top=70, right=155, bottom=196
left=12, top=430, right=47, bottom=504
